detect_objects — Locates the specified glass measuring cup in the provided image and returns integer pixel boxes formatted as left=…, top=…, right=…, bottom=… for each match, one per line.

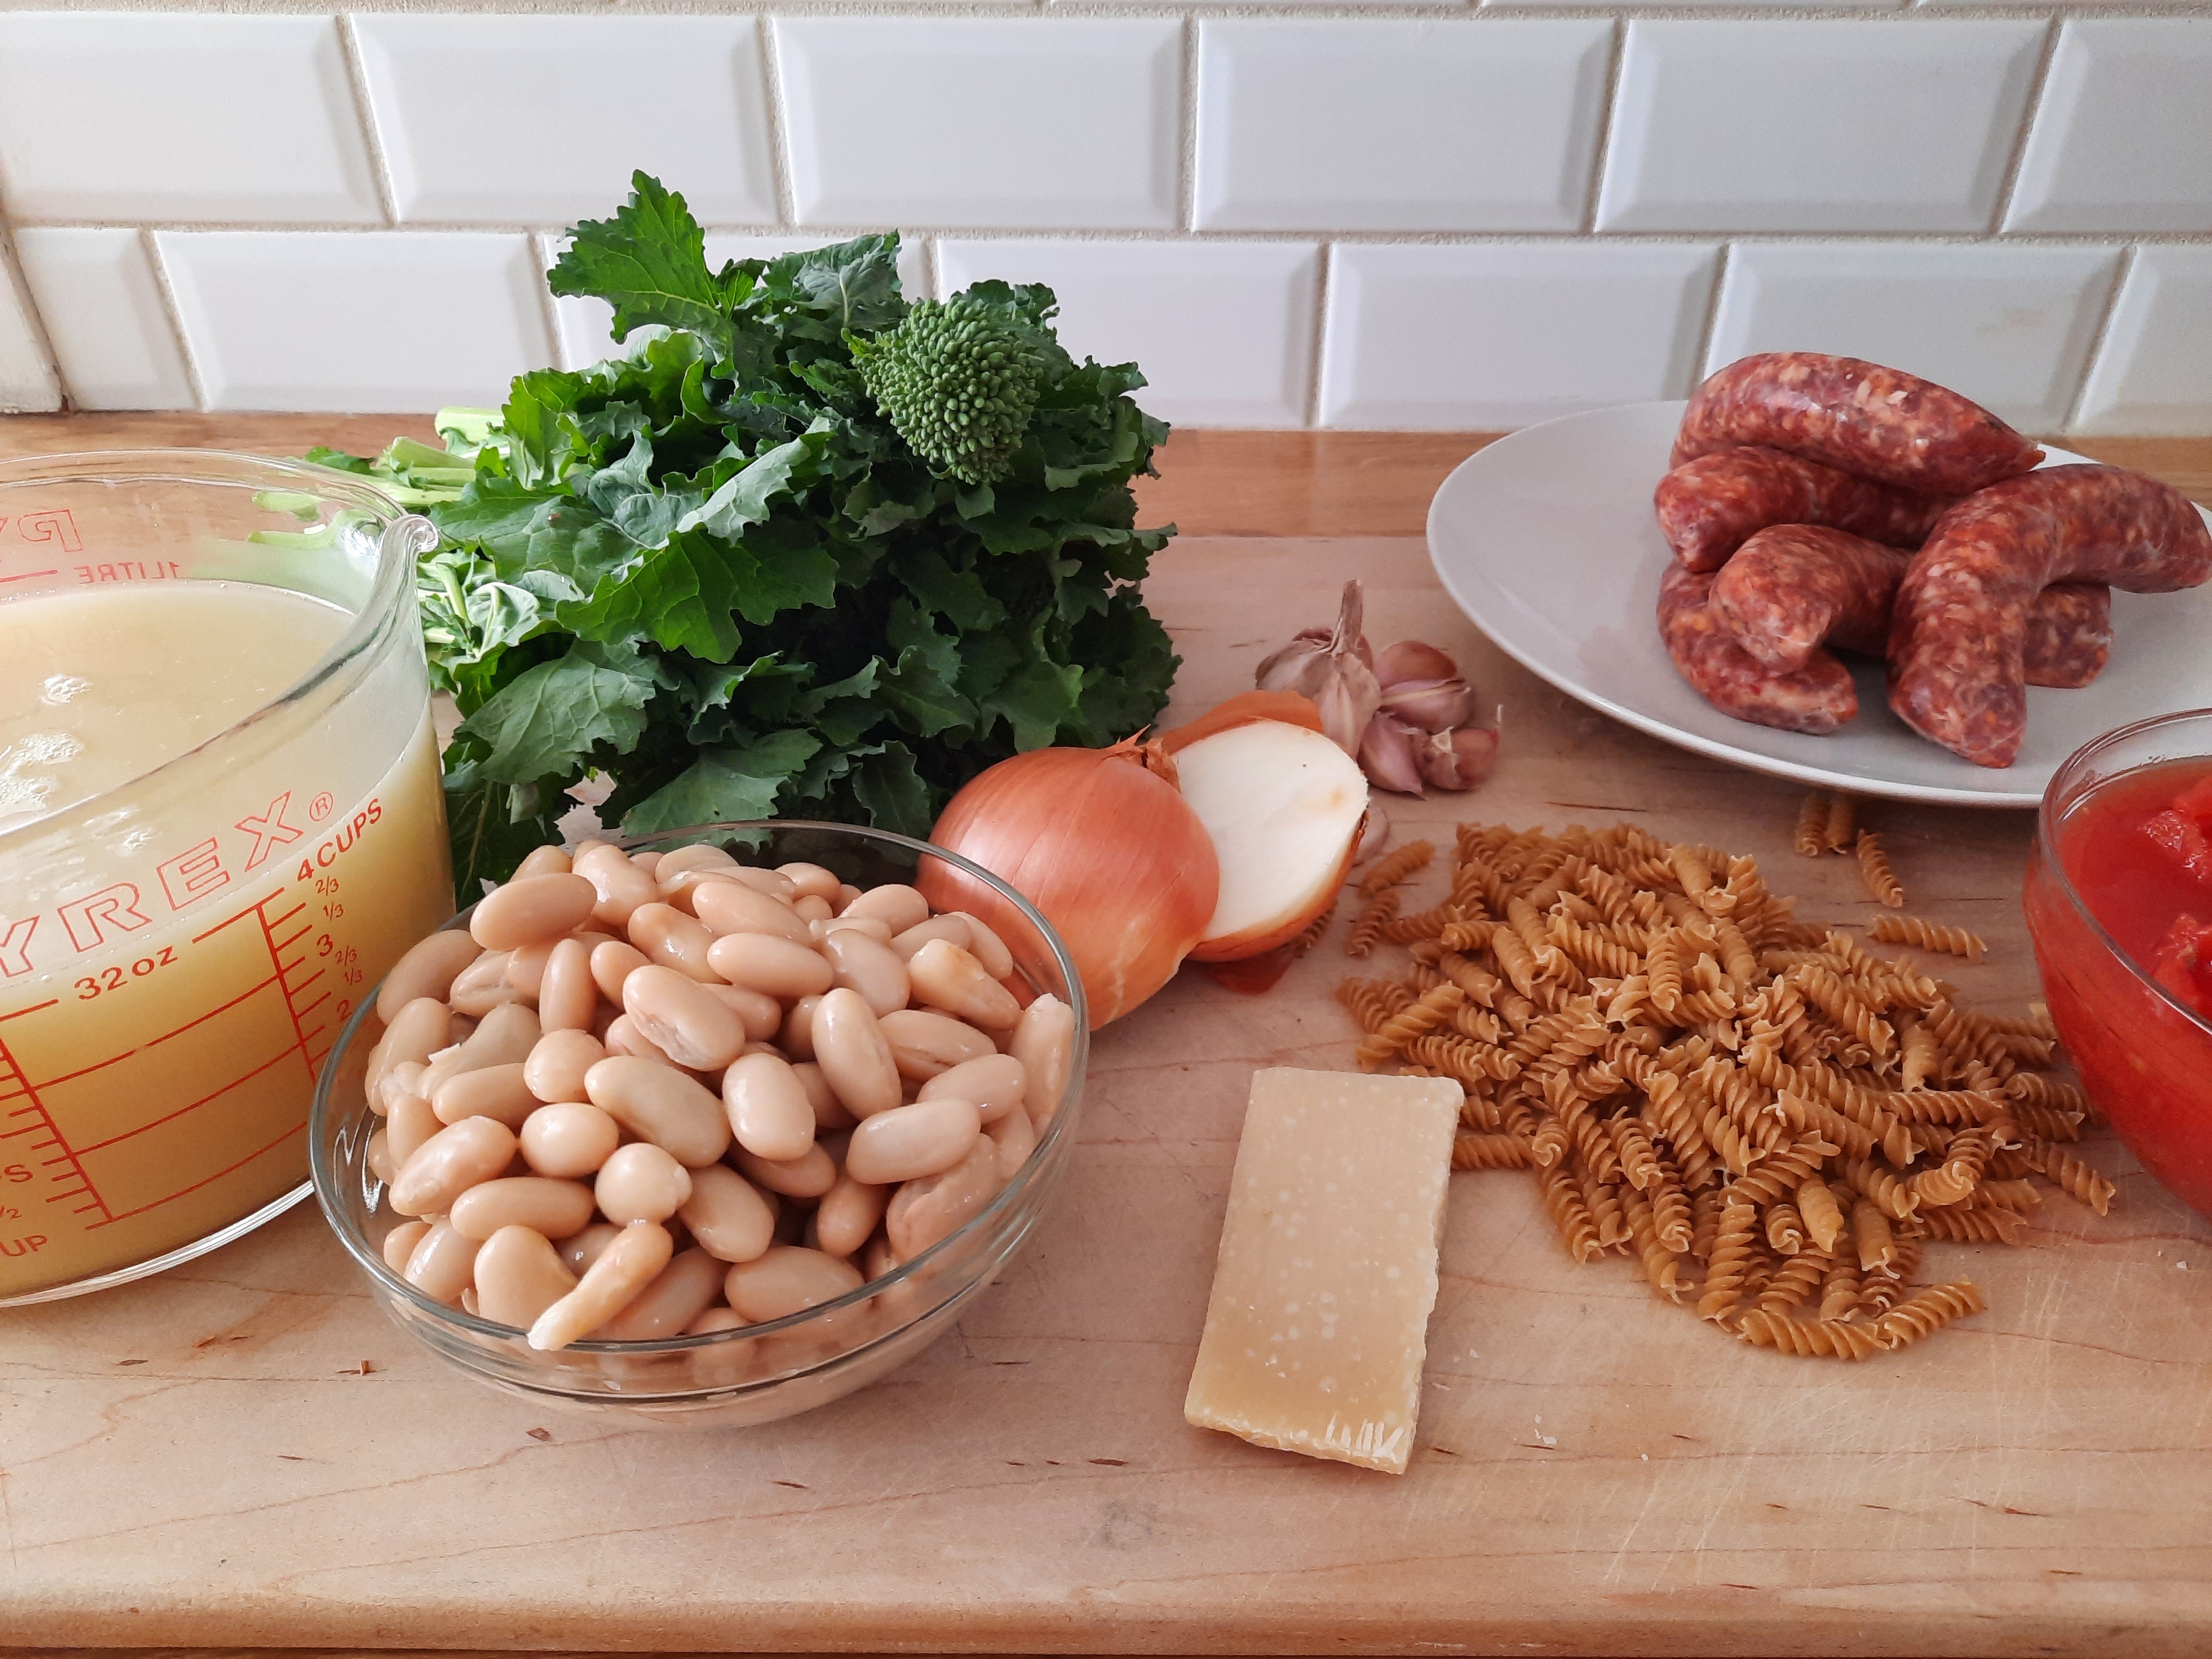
left=0, top=451, right=454, bottom=1305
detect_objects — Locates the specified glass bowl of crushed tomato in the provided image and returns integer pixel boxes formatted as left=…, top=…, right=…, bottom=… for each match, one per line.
left=2025, top=709, right=2212, bottom=1222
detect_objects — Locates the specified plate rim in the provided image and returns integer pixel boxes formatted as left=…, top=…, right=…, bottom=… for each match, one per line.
left=1422, top=401, right=2132, bottom=811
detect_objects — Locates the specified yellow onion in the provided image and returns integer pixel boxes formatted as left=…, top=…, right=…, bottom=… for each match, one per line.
left=921, top=737, right=1220, bottom=1028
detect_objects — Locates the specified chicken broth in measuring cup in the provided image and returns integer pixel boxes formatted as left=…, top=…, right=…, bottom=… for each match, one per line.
left=0, top=454, right=452, bottom=1303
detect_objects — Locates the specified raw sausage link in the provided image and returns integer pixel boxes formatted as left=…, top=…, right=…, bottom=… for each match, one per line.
left=1672, top=354, right=2044, bottom=497
left=1656, top=564, right=1857, bottom=736
left=1889, top=466, right=2212, bottom=766
left=1708, top=526, right=1907, bottom=671
left=1655, top=446, right=1952, bottom=573
left=1712, top=529, right=2117, bottom=687
left=2021, top=580, right=2112, bottom=691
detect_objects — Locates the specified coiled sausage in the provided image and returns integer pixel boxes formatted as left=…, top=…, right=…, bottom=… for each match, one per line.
left=1673, top=354, right=2044, bottom=497
left=1656, top=446, right=1952, bottom=573
left=2021, top=581, right=2112, bottom=691
left=1709, top=528, right=2116, bottom=688
left=1889, top=466, right=2212, bottom=767
left=1657, top=564, right=1856, bottom=735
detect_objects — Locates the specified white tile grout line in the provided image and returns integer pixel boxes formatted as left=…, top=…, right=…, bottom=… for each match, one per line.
left=1303, top=241, right=1335, bottom=429
left=2059, top=242, right=2135, bottom=430
left=1178, top=14, right=1201, bottom=235
left=142, top=229, right=213, bottom=414
left=1688, top=241, right=1732, bottom=381
left=1986, top=15, right=2062, bottom=236
left=31, top=3, right=2212, bottom=18
left=337, top=15, right=402, bottom=228
left=529, top=232, right=570, bottom=371
left=0, top=217, right=64, bottom=413
left=17, top=218, right=2211, bottom=247
left=759, top=15, right=802, bottom=231
left=1579, top=17, right=1626, bottom=236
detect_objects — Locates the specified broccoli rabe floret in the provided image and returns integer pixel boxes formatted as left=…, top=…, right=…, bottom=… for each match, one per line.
left=853, top=295, right=1050, bottom=487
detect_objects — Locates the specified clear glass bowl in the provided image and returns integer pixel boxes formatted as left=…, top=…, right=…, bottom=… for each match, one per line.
left=310, top=821, right=1088, bottom=1427
left=2024, top=708, right=2212, bottom=1222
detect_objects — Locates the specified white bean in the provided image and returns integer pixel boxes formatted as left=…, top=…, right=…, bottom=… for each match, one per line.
left=404, top=1219, right=481, bottom=1307
left=676, top=1164, right=777, bottom=1264
left=473, top=1225, right=578, bottom=1330
left=628, top=902, right=720, bottom=983
left=810, top=988, right=903, bottom=1119
left=845, top=1098, right=981, bottom=1185
left=523, top=1029, right=606, bottom=1105
left=592, top=1247, right=726, bottom=1340
left=537, top=937, right=598, bottom=1032
left=721, top=1051, right=818, bottom=1162
left=575, top=843, right=658, bottom=930
left=1011, top=992, right=1077, bottom=1123
left=519, top=1100, right=620, bottom=1179
left=557, top=1220, right=622, bottom=1277
left=691, top=880, right=812, bottom=945
left=906, top=939, right=1021, bottom=1031
left=381, top=1218, right=431, bottom=1275
left=375, top=929, right=483, bottom=1021
left=951, top=912, right=1015, bottom=980
left=815, top=1173, right=889, bottom=1259
left=986, top=1104, right=1037, bottom=1182
left=723, top=1245, right=863, bottom=1323
left=472, top=873, right=598, bottom=951
left=389, top=1115, right=517, bottom=1218
left=885, top=1137, right=1001, bottom=1260
left=450, top=1176, right=597, bottom=1241
left=819, top=929, right=910, bottom=1016
left=840, top=883, right=930, bottom=933
left=706, top=931, right=834, bottom=999
left=595, top=1142, right=693, bottom=1225
left=431, top=1062, right=538, bottom=1129
left=529, top=1221, right=675, bottom=1350
left=584, top=1056, right=731, bottom=1166
left=918, top=1052, right=1029, bottom=1124
left=624, top=964, right=747, bottom=1071
left=730, top=1142, right=837, bottom=1201
left=878, top=1009, right=997, bottom=1081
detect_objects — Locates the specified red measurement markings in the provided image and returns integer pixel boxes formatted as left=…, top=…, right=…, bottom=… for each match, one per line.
left=0, top=568, right=58, bottom=585
left=0, top=1000, right=111, bottom=1226
left=0, top=881, right=343, bottom=1232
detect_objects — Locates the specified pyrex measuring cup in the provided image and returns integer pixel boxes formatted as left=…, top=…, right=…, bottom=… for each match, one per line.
left=0, top=451, right=454, bottom=1304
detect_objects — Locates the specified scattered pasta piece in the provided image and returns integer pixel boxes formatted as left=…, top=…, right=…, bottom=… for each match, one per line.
left=1358, top=838, right=1434, bottom=898
left=1328, top=817, right=2112, bottom=1361
left=1823, top=792, right=1858, bottom=853
left=1793, top=791, right=1829, bottom=858
left=1856, top=831, right=1905, bottom=909
left=1868, top=914, right=1987, bottom=964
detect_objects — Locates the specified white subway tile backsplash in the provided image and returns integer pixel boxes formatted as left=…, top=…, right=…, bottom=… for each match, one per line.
left=1705, top=243, right=2118, bottom=432
left=353, top=16, right=778, bottom=227
left=936, top=240, right=1318, bottom=428
left=2075, top=249, right=2212, bottom=436
left=12, top=229, right=195, bottom=410
left=774, top=19, right=1180, bottom=231
left=1597, top=21, right=2045, bottom=234
left=158, top=232, right=553, bottom=412
left=0, top=14, right=382, bottom=226
left=546, top=233, right=930, bottom=372
left=1319, top=242, right=1719, bottom=430
left=1194, top=20, right=1610, bottom=234
left=0, top=251, right=60, bottom=414
left=2004, top=22, right=2212, bottom=235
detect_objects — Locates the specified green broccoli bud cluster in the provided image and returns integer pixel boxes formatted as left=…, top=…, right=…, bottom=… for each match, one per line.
left=856, top=296, right=1048, bottom=487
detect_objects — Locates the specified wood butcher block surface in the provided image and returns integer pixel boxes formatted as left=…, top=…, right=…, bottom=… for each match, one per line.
left=2, top=417, right=2211, bottom=1657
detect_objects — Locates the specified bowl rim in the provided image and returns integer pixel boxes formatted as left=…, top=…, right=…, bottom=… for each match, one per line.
left=309, top=817, right=1090, bottom=1357
left=2036, top=706, right=2212, bottom=1044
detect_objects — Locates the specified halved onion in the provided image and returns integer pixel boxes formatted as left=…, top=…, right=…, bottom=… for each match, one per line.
left=1173, top=719, right=1369, bottom=963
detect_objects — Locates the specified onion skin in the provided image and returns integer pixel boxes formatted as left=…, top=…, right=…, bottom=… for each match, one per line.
left=920, top=744, right=1219, bottom=1029
left=1160, top=688, right=1323, bottom=753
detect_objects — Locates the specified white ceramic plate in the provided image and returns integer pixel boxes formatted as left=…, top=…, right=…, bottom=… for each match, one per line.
left=1426, top=401, right=2212, bottom=809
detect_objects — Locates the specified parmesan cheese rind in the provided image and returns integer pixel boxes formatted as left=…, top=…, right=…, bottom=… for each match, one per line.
left=1183, top=1067, right=1459, bottom=1474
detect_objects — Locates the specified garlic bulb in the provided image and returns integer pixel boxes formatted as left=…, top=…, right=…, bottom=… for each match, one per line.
left=1254, top=580, right=1381, bottom=755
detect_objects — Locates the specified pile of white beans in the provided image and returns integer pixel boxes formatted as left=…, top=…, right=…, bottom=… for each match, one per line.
left=358, top=839, right=1076, bottom=1352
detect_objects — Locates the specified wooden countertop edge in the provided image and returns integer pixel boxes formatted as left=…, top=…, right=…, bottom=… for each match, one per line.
left=4, top=415, right=2208, bottom=542
left=8, top=1592, right=2212, bottom=1658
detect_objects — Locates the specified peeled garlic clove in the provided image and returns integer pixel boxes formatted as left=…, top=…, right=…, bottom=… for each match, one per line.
left=1379, top=676, right=1476, bottom=734
left=1373, top=639, right=1460, bottom=690
left=1358, top=713, right=1427, bottom=796
left=1417, top=726, right=1499, bottom=792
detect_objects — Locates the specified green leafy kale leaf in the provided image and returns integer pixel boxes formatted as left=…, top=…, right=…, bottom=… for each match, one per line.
left=311, top=172, right=1177, bottom=901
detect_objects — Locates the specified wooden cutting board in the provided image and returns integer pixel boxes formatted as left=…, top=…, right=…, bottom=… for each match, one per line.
left=1, top=417, right=2209, bottom=1657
